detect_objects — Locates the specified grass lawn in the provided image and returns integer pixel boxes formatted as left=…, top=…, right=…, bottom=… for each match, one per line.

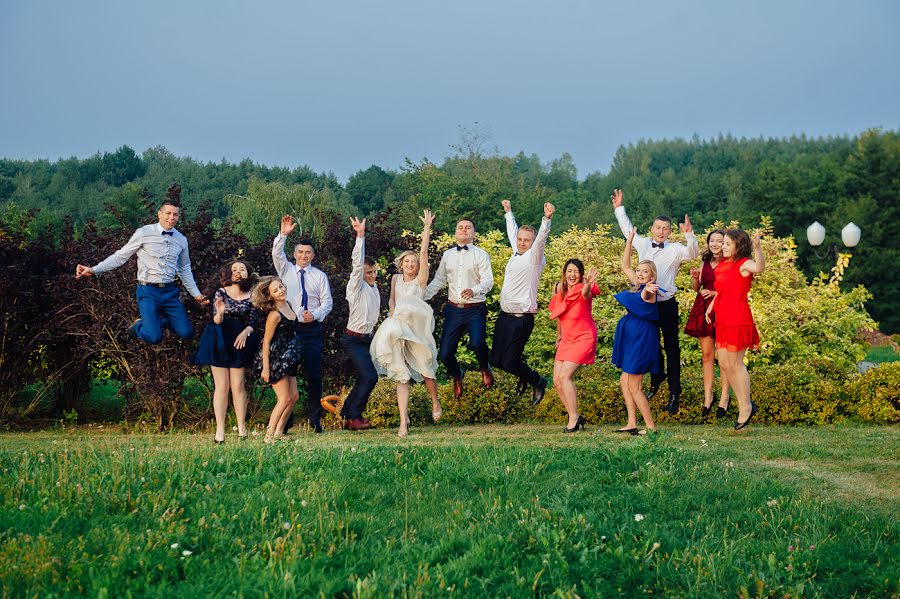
left=1, top=424, right=897, bottom=597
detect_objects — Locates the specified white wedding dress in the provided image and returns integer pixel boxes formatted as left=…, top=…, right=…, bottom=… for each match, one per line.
left=370, top=275, right=438, bottom=383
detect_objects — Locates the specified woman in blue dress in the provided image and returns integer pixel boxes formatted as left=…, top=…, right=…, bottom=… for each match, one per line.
left=612, top=228, right=662, bottom=435
left=193, top=260, right=261, bottom=443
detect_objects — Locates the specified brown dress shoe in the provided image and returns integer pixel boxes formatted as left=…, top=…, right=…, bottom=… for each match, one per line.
left=452, top=375, right=464, bottom=398
left=481, top=368, right=494, bottom=388
left=345, top=418, right=372, bottom=431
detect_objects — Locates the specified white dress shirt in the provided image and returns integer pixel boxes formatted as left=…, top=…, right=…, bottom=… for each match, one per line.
left=92, top=223, right=202, bottom=297
left=345, top=237, right=380, bottom=335
left=424, top=243, right=494, bottom=303
left=272, top=234, right=334, bottom=321
left=499, top=213, right=550, bottom=314
left=614, top=206, right=698, bottom=301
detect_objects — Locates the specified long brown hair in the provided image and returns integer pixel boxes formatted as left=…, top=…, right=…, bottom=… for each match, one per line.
left=208, top=259, right=256, bottom=295
left=557, top=259, right=584, bottom=298
left=701, top=229, right=726, bottom=263
left=724, top=229, right=752, bottom=261
left=251, top=276, right=283, bottom=313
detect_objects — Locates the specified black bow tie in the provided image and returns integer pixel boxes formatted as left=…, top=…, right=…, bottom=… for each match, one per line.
left=651, top=241, right=664, bottom=248
left=456, top=245, right=469, bottom=251
left=162, top=231, right=174, bottom=237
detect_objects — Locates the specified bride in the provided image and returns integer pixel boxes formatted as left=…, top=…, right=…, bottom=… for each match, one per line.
left=370, top=209, right=442, bottom=437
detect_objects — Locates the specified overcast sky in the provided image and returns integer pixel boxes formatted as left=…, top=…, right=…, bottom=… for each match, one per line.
left=2, top=0, right=898, bottom=182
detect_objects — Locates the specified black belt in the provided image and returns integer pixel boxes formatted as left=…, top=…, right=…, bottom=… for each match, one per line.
left=344, top=328, right=372, bottom=339
left=501, top=311, right=532, bottom=318
left=137, top=281, right=176, bottom=288
left=448, top=301, right=484, bottom=309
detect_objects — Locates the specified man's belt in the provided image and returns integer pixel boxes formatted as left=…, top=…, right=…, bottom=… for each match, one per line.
left=447, top=301, right=484, bottom=309
left=137, top=281, right=176, bottom=288
left=344, top=328, right=372, bottom=338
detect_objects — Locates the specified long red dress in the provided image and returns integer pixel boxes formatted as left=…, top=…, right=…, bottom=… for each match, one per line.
left=684, top=260, right=717, bottom=338
left=548, top=282, right=600, bottom=365
left=713, top=257, right=760, bottom=352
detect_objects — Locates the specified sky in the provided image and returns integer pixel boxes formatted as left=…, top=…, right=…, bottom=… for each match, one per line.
left=1, top=0, right=898, bottom=182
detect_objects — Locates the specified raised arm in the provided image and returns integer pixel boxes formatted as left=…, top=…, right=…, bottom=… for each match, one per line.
left=611, top=188, right=637, bottom=239
left=417, top=210, right=434, bottom=288
left=679, top=214, right=699, bottom=260
left=346, top=217, right=366, bottom=299
left=582, top=267, right=600, bottom=299
left=529, top=202, right=554, bottom=264
left=741, top=230, right=766, bottom=275
left=272, top=215, right=297, bottom=277
left=621, top=228, right=638, bottom=286
left=502, top=200, right=518, bottom=248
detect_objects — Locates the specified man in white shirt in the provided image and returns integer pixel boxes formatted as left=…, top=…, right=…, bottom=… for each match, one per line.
left=425, top=218, right=494, bottom=398
left=340, top=217, right=379, bottom=431
left=491, top=200, right=553, bottom=405
left=75, top=196, right=208, bottom=344
left=274, top=215, right=334, bottom=433
left=612, top=188, right=698, bottom=414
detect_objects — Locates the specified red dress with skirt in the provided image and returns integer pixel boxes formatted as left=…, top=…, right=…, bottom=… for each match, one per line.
left=684, top=260, right=717, bottom=338
left=712, top=257, right=760, bottom=352
left=548, top=282, right=600, bottom=365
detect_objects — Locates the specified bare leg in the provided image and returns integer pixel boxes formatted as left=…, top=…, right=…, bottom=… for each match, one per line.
left=396, top=382, right=410, bottom=437
left=229, top=367, right=248, bottom=437
left=210, top=366, right=231, bottom=442
left=720, top=349, right=751, bottom=421
left=554, top=361, right=581, bottom=428
left=274, top=377, right=299, bottom=435
left=699, top=336, right=716, bottom=408
left=424, top=377, right=441, bottom=419
left=266, top=377, right=293, bottom=441
left=618, top=372, right=638, bottom=429
left=628, top=373, right=656, bottom=430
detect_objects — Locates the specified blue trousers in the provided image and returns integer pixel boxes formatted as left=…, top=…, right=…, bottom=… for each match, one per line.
left=340, top=333, right=378, bottom=419
left=134, top=285, right=194, bottom=344
left=438, top=303, right=490, bottom=379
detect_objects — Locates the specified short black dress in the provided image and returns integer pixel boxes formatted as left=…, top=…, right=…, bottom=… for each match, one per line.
left=192, top=289, right=262, bottom=368
left=253, top=311, right=302, bottom=384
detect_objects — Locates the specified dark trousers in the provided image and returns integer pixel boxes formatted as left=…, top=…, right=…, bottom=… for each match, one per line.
left=134, top=285, right=194, bottom=344
left=490, top=312, right=541, bottom=386
left=651, top=297, right=681, bottom=396
left=284, top=321, right=324, bottom=429
left=340, top=333, right=377, bottom=419
left=438, top=303, right=489, bottom=379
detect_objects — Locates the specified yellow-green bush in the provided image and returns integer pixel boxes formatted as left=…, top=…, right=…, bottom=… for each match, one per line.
left=842, top=362, right=900, bottom=424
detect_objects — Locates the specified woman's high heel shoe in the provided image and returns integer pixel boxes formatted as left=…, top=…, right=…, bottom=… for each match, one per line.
left=432, top=410, right=442, bottom=423
left=716, top=396, right=731, bottom=419
left=397, top=418, right=410, bottom=438
left=734, top=401, right=758, bottom=430
left=564, top=415, right=585, bottom=433
left=701, top=394, right=715, bottom=418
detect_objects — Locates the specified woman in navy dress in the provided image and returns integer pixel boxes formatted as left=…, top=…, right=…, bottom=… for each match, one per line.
left=193, top=260, right=261, bottom=443
left=252, top=276, right=303, bottom=443
left=612, top=229, right=662, bottom=435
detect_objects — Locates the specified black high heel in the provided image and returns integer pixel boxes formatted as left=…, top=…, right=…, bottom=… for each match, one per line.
left=563, top=415, right=585, bottom=433
left=614, top=427, right=638, bottom=435
left=701, top=394, right=715, bottom=418
left=716, top=396, right=731, bottom=419
left=734, top=401, right=758, bottom=430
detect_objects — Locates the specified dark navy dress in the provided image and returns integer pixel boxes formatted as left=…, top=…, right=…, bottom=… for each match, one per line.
left=611, top=286, right=663, bottom=376
left=253, top=311, right=302, bottom=384
left=192, top=289, right=262, bottom=369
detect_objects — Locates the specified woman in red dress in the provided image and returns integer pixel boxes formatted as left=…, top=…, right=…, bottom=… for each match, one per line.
left=705, top=229, right=765, bottom=430
left=685, top=229, right=731, bottom=418
left=548, top=259, right=600, bottom=433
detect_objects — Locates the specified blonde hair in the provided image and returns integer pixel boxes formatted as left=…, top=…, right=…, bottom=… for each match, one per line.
left=393, top=250, right=418, bottom=272
left=251, top=276, right=283, bottom=313
left=633, top=260, right=658, bottom=289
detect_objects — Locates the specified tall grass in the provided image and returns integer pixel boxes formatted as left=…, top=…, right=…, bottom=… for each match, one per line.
left=1, top=425, right=897, bottom=597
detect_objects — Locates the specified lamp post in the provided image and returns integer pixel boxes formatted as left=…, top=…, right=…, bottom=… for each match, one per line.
left=806, top=221, right=861, bottom=259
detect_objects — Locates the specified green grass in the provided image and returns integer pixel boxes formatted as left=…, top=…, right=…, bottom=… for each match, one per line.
left=1, top=425, right=897, bottom=597
left=866, top=345, right=900, bottom=364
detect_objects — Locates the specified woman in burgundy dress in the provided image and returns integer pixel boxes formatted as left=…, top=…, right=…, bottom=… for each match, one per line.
left=706, top=229, right=765, bottom=430
left=685, top=230, right=731, bottom=418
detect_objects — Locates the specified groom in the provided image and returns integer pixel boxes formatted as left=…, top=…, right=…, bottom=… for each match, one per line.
left=425, top=218, right=494, bottom=398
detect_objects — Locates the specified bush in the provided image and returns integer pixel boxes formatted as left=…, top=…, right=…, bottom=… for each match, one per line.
left=842, top=362, right=900, bottom=424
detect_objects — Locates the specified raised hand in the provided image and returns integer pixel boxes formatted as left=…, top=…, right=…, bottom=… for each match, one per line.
left=690, top=267, right=701, bottom=280
left=627, top=227, right=637, bottom=243
left=420, top=209, right=435, bottom=229
left=350, top=216, right=366, bottom=237
left=680, top=214, right=693, bottom=234
left=213, top=295, right=226, bottom=316
left=75, top=264, right=94, bottom=279
left=752, top=229, right=763, bottom=244
left=501, top=200, right=511, bottom=213
left=645, top=282, right=660, bottom=295
left=544, top=202, right=555, bottom=219
left=584, top=267, right=598, bottom=287
left=610, top=188, right=623, bottom=209
left=280, top=214, right=298, bottom=237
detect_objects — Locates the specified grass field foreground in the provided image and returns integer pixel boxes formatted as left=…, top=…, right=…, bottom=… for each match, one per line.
left=1, top=425, right=897, bottom=597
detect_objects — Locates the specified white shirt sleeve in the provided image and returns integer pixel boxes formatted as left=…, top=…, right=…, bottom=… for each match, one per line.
left=505, top=212, right=518, bottom=249
left=424, top=252, right=448, bottom=300
left=682, top=232, right=699, bottom=260
left=175, top=240, right=202, bottom=297
left=528, top=216, right=551, bottom=265
left=346, top=237, right=365, bottom=301
left=470, top=250, right=494, bottom=296
left=272, top=234, right=292, bottom=278
left=311, top=272, right=333, bottom=322
left=92, top=228, right=143, bottom=274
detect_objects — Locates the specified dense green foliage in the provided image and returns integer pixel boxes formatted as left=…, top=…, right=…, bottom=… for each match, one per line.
left=1, top=426, right=896, bottom=596
left=1, top=129, right=897, bottom=330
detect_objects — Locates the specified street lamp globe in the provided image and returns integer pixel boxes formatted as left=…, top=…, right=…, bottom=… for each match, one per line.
left=806, top=221, right=826, bottom=247
left=841, top=222, right=861, bottom=248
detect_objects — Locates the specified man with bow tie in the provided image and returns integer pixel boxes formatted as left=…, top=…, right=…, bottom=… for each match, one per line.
left=491, top=199, right=553, bottom=406
left=425, top=218, right=494, bottom=398
left=612, top=188, right=698, bottom=415
left=75, top=192, right=209, bottom=344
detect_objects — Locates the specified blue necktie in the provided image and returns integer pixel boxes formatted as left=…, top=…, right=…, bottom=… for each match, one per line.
left=299, top=268, right=309, bottom=310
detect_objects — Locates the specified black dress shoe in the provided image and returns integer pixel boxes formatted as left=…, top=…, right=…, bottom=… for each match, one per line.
left=734, top=401, right=758, bottom=430
left=666, top=394, right=680, bottom=415
left=311, top=421, right=323, bottom=434
left=614, top=427, right=638, bottom=435
left=515, top=378, right=528, bottom=396
left=531, top=378, right=547, bottom=406
left=645, top=375, right=664, bottom=400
